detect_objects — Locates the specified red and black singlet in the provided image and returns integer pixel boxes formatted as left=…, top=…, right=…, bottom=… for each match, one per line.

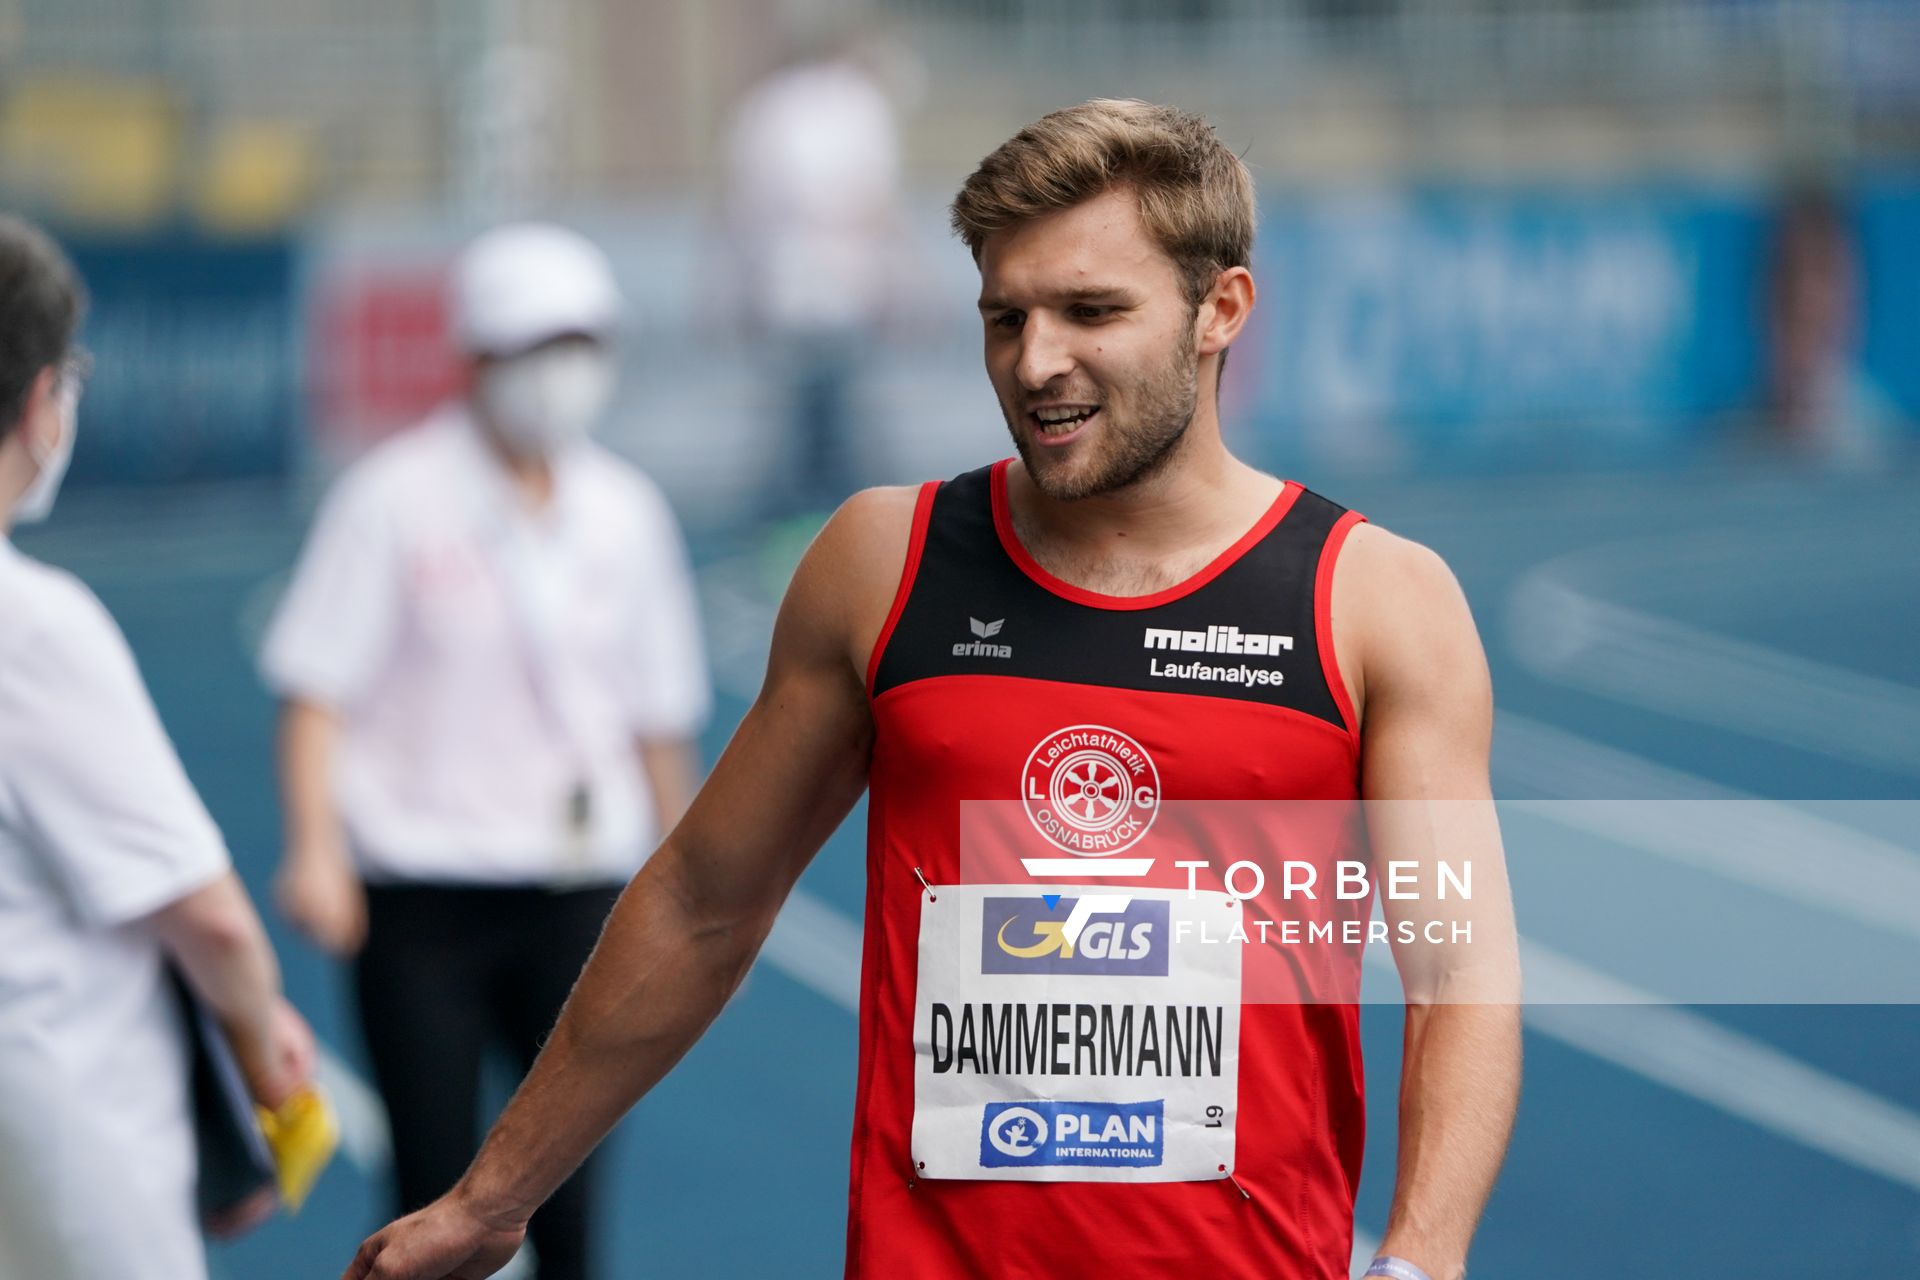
left=850, top=459, right=1369, bottom=1279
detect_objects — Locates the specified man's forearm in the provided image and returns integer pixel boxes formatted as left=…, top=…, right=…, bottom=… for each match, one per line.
left=278, top=699, right=347, bottom=854
left=454, top=840, right=779, bottom=1225
left=150, top=872, right=284, bottom=1053
left=1376, top=1001, right=1522, bottom=1280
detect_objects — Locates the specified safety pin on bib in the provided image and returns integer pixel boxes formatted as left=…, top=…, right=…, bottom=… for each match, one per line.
left=912, top=866, right=937, bottom=903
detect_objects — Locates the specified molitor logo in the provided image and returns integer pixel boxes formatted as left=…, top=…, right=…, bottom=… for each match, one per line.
left=979, top=1099, right=1165, bottom=1169
left=980, top=896, right=1168, bottom=976
left=1021, top=724, right=1160, bottom=856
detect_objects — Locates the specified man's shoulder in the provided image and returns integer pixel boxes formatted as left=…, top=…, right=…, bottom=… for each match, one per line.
left=0, top=545, right=110, bottom=641
left=1332, top=521, right=1483, bottom=710
left=330, top=408, right=472, bottom=501
left=785, top=485, right=926, bottom=621
left=1338, top=521, right=1460, bottom=601
left=0, top=547, right=129, bottom=690
left=826, top=483, right=924, bottom=546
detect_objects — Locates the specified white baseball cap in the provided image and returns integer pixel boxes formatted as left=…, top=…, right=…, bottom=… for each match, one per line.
left=451, top=222, right=622, bottom=357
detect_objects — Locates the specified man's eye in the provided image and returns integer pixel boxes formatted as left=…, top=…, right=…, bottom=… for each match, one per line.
left=1070, top=305, right=1113, bottom=321
left=991, top=311, right=1024, bottom=330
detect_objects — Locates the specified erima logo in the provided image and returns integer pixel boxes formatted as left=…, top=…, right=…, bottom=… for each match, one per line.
left=953, top=616, right=1012, bottom=659
left=1143, top=625, right=1293, bottom=657
left=980, top=896, right=1168, bottom=975
left=979, top=1099, right=1165, bottom=1169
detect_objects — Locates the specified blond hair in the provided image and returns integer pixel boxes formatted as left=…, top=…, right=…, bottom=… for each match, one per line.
left=949, top=99, right=1255, bottom=308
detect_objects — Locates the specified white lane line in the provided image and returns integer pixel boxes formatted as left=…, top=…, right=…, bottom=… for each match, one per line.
left=1495, top=712, right=1920, bottom=943
left=315, top=1042, right=392, bottom=1173
left=1363, top=936, right=1920, bottom=1193
left=761, top=887, right=864, bottom=1013
left=1351, top=1228, right=1382, bottom=1277
left=1506, top=554, right=1920, bottom=778
left=1518, top=941, right=1920, bottom=1193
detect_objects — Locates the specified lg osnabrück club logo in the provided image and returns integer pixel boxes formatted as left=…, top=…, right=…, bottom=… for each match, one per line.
left=981, top=896, right=1168, bottom=976
left=1020, top=724, right=1160, bottom=857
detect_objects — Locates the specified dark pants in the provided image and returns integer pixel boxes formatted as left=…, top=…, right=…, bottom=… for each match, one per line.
left=355, top=882, right=622, bottom=1280
left=764, top=329, right=863, bottom=517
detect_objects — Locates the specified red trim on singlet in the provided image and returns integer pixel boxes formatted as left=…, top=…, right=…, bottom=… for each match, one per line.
left=864, top=481, right=941, bottom=694
left=988, top=457, right=1303, bottom=611
left=1315, top=508, right=1368, bottom=742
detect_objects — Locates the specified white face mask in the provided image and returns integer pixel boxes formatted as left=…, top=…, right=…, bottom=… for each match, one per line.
left=476, top=345, right=613, bottom=457
left=14, top=377, right=78, bottom=525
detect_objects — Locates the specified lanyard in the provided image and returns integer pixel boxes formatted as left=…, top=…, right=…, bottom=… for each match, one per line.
left=492, top=505, right=602, bottom=863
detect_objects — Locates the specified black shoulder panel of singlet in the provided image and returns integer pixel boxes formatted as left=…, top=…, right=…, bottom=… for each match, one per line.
left=871, top=465, right=1357, bottom=731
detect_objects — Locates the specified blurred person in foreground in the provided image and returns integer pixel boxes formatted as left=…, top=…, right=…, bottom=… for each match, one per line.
left=345, top=102, right=1520, bottom=1280
left=723, top=30, right=911, bottom=513
left=0, top=213, right=316, bottom=1279
left=266, top=222, right=708, bottom=1280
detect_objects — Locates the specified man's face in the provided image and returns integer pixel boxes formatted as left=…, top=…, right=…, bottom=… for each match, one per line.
left=977, top=188, right=1203, bottom=501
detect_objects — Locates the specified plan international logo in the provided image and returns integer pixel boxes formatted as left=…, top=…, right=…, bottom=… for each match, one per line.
left=979, top=1099, right=1165, bottom=1169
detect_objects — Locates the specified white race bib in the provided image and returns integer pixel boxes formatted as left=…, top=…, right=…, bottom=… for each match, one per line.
left=911, top=884, right=1242, bottom=1182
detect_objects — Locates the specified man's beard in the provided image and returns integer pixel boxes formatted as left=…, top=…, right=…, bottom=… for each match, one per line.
left=1005, top=328, right=1200, bottom=502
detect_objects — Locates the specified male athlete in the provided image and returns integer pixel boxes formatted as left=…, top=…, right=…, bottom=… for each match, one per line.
left=346, top=100, right=1521, bottom=1280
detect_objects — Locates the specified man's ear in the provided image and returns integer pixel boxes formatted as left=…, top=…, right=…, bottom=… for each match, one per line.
left=13, top=364, right=62, bottom=453
left=1195, top=267, right=1255, bottom=357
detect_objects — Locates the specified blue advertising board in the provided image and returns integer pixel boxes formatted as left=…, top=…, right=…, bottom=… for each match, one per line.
left=62, top=233, right=299, bottom=483
left=1238, top=178, right=1919, bottom=463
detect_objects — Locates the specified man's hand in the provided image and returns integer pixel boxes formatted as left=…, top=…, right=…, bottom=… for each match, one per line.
left=343, top=1191, right=527, bottom=1280
left=276, top=839, right=367, bottom=955
left=204, top=1185, right=280, bottom=1240
left=232, top=993, right=318, bottom=1110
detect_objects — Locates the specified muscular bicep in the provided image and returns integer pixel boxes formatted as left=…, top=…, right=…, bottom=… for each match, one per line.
left=1348, top=528, right=1518, bottom=1002
left=667, top=630, right=870, bottom=918
left=1354, top=530, right=1493, bottom=803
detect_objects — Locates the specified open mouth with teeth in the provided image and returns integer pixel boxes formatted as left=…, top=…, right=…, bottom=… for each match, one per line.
left=1029, top=404, right=1101, bottom=443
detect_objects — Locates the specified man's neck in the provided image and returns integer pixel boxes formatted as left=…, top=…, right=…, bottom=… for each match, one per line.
left=1013, top=423, right=1268, bottom=552
left=0, top=441, right=32, bottom=535
left=469, top=405, right=555, bottom=510
left=1005, top=418, right=1282, bottom=596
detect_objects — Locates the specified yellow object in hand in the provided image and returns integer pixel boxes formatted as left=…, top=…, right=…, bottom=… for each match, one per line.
left=255, top=1086, right=339, bottom=1211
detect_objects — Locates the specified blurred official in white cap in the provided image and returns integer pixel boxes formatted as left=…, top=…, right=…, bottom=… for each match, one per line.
left=0, top=214, right=316, bottom=1278
left=262, top=222, right=708, bottom=1280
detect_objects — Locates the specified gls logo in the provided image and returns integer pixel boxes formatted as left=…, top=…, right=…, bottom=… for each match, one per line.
left=953, top=616, right=1012, bottom=659
left=979, top=1099, right=1165, bottom=1169
left=980, top=896, right=1168, bottom=975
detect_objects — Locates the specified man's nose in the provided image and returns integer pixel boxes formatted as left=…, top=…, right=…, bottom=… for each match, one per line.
left=1014, top=313, right=1075, bottom=392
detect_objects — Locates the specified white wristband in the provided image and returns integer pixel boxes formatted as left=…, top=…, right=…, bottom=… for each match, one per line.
left=1364, top=1259, right=1436, bottom=1280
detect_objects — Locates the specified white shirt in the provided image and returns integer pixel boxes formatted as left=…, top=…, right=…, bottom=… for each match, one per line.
left=725, top=59, right=902, bottom=333
left=261, top=406, right=710, bottom=884
left=0, top=537, right=229, bottom=1280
